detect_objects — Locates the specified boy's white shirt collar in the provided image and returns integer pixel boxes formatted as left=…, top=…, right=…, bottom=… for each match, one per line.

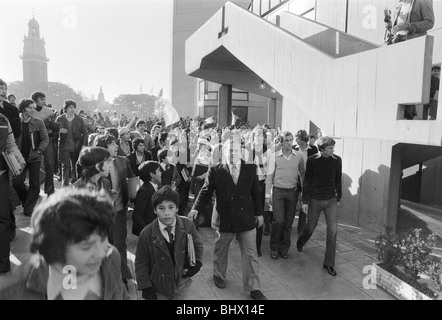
left=149, top=181, right=158, bottom=191
left=158, top=218, right=177, bottom=242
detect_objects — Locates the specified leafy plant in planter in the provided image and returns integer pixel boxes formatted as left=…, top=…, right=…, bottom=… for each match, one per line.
left=375, top=227, right=442, bottom=299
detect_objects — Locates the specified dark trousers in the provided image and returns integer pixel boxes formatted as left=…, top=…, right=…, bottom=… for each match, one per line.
left=9, top=205, right=16, bottom=232
left=177, top=182, right=190, bottom=216
left=270, top=186, right=298, bottom=255
left=256, top=180, right=266, bottom=254
left=13, top=161, right=42, bottom=216
left=111, top=208, right=132, bottom=280
left=0, top=173, right=11, bottom=273
left=43, top=138, right=55, bottom=195
left=60, top=149, right=79, bottom=186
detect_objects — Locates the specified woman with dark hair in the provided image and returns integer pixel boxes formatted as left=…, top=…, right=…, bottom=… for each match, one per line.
left=127, top=137, right=152, bottom=176
left=0, top=188, right=130, bottom=300
left=73, top=146, right=113, bottom=194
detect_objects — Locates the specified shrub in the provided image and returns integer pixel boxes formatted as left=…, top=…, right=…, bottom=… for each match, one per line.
left=375, top=227, right=441, bottom=298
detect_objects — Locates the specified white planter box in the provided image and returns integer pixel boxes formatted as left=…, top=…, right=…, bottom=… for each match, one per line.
left=373, top=263, right=432, bottom=300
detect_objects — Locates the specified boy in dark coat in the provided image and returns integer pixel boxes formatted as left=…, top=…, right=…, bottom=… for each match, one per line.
left=135, top=186, right=203, bottom=300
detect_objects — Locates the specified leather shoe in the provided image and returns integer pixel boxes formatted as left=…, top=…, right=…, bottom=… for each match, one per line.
left=213, top=275, right=226, bottom=289
left=279, top=252, right=288, bottom=259
left=323, top=265, right=337, bottom=276
left=296, top=240, right=303, bottom=252
left=270, top=250, right=278, bottom=259
left=250, top=290, right=268, bottom=300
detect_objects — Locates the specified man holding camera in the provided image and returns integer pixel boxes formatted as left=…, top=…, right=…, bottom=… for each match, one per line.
left=385, top=0, right=434, bottom=45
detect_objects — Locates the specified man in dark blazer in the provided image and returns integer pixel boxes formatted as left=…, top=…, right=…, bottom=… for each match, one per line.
left=132, top=161, right=161, bottom=236
left=189, top=138, right=267, bottom=300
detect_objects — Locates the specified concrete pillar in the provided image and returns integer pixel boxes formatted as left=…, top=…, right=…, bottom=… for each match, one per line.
left=385, top=145, right=402, bottom=233
left=218, top=84, right=232, bottom=127
left=267, top=98, right=276, bottom=128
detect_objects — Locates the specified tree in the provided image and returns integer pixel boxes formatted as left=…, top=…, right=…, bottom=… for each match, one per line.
left=7, top=81, right=87, bottom=111
left=112, top=94, right=156, bottom=119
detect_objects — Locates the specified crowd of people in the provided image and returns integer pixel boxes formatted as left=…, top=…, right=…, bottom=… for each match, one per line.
left=0, top=80, right=342, bottom=301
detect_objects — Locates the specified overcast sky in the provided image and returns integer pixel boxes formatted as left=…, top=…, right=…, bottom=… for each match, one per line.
left=0, top=0, right=173, bottom=102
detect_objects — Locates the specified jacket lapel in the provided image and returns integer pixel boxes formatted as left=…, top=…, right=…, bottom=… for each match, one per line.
left=174, top=216, right=185, bottom=248
left=151, top=219, right=170, bottom=257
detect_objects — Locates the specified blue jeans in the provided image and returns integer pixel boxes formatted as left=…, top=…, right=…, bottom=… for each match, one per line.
left=270, top=186, right=298, bottom=255
left=298, top=198, right=338, bottom=267
left=213, top=229, right=260, bottom=292
left=0, top=173, right=11, bottom=273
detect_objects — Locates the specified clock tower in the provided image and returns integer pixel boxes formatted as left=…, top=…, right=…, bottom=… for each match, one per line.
left=21, top=14, right=49, bottom=96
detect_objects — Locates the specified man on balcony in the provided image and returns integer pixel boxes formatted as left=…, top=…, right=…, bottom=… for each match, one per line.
left=385, top=0, right=434, bottom=44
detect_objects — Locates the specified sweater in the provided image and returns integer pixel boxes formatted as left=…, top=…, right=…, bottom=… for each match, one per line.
left=302, top=153, right=342, bottom=203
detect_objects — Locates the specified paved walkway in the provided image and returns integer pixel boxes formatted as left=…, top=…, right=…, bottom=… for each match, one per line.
left=8, top=182, right=397, bottom=300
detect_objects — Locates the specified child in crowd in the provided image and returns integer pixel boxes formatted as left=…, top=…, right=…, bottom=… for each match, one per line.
left=132, top=161, right=162, bottom=236
left=135, top=186, right=203, bottom=300
left=0, top=188, right=130, bottom=300
left=74, top=146, right=113, bottom=195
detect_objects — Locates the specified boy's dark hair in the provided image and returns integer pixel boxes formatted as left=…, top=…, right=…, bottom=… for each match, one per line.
left=138, top=160, right=160, bottom=183
left=151, top=124, right=161, bottom=134
left=30, top=188, right=115, bottom=265
left=158, top=149, right=170, bottom=163
left=133, top=137, right=145, bottom=151
left=105, top=128, right=119, bottom=140
left=63, top=99, right=77, bottom=112
left=136, top=120, right=146, bottom=128
left=18, top=99, right=35, bottom=113
left=94, top=134, right=116, bottom=148
left=78, top=147, right=111, bottom=180
left=295, top=130, right=309, bottom=143
left=159, top=132, right=168, bottom=144
left=152, top=185, right=180, bottom=209
left=432, top=66, right=441, bottom=71
left=31, top=92, right=45, bottom=102
left=7, top=94, right=16, bottom=100
left=0, top=79, right=7, bottom=87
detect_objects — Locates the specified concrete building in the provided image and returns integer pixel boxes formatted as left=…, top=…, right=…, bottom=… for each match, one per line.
left=21, top=15, right=49, bottom=97
left=172, top=0, right=272, bottom=126
left=185, top=0, right=442, bottom=233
